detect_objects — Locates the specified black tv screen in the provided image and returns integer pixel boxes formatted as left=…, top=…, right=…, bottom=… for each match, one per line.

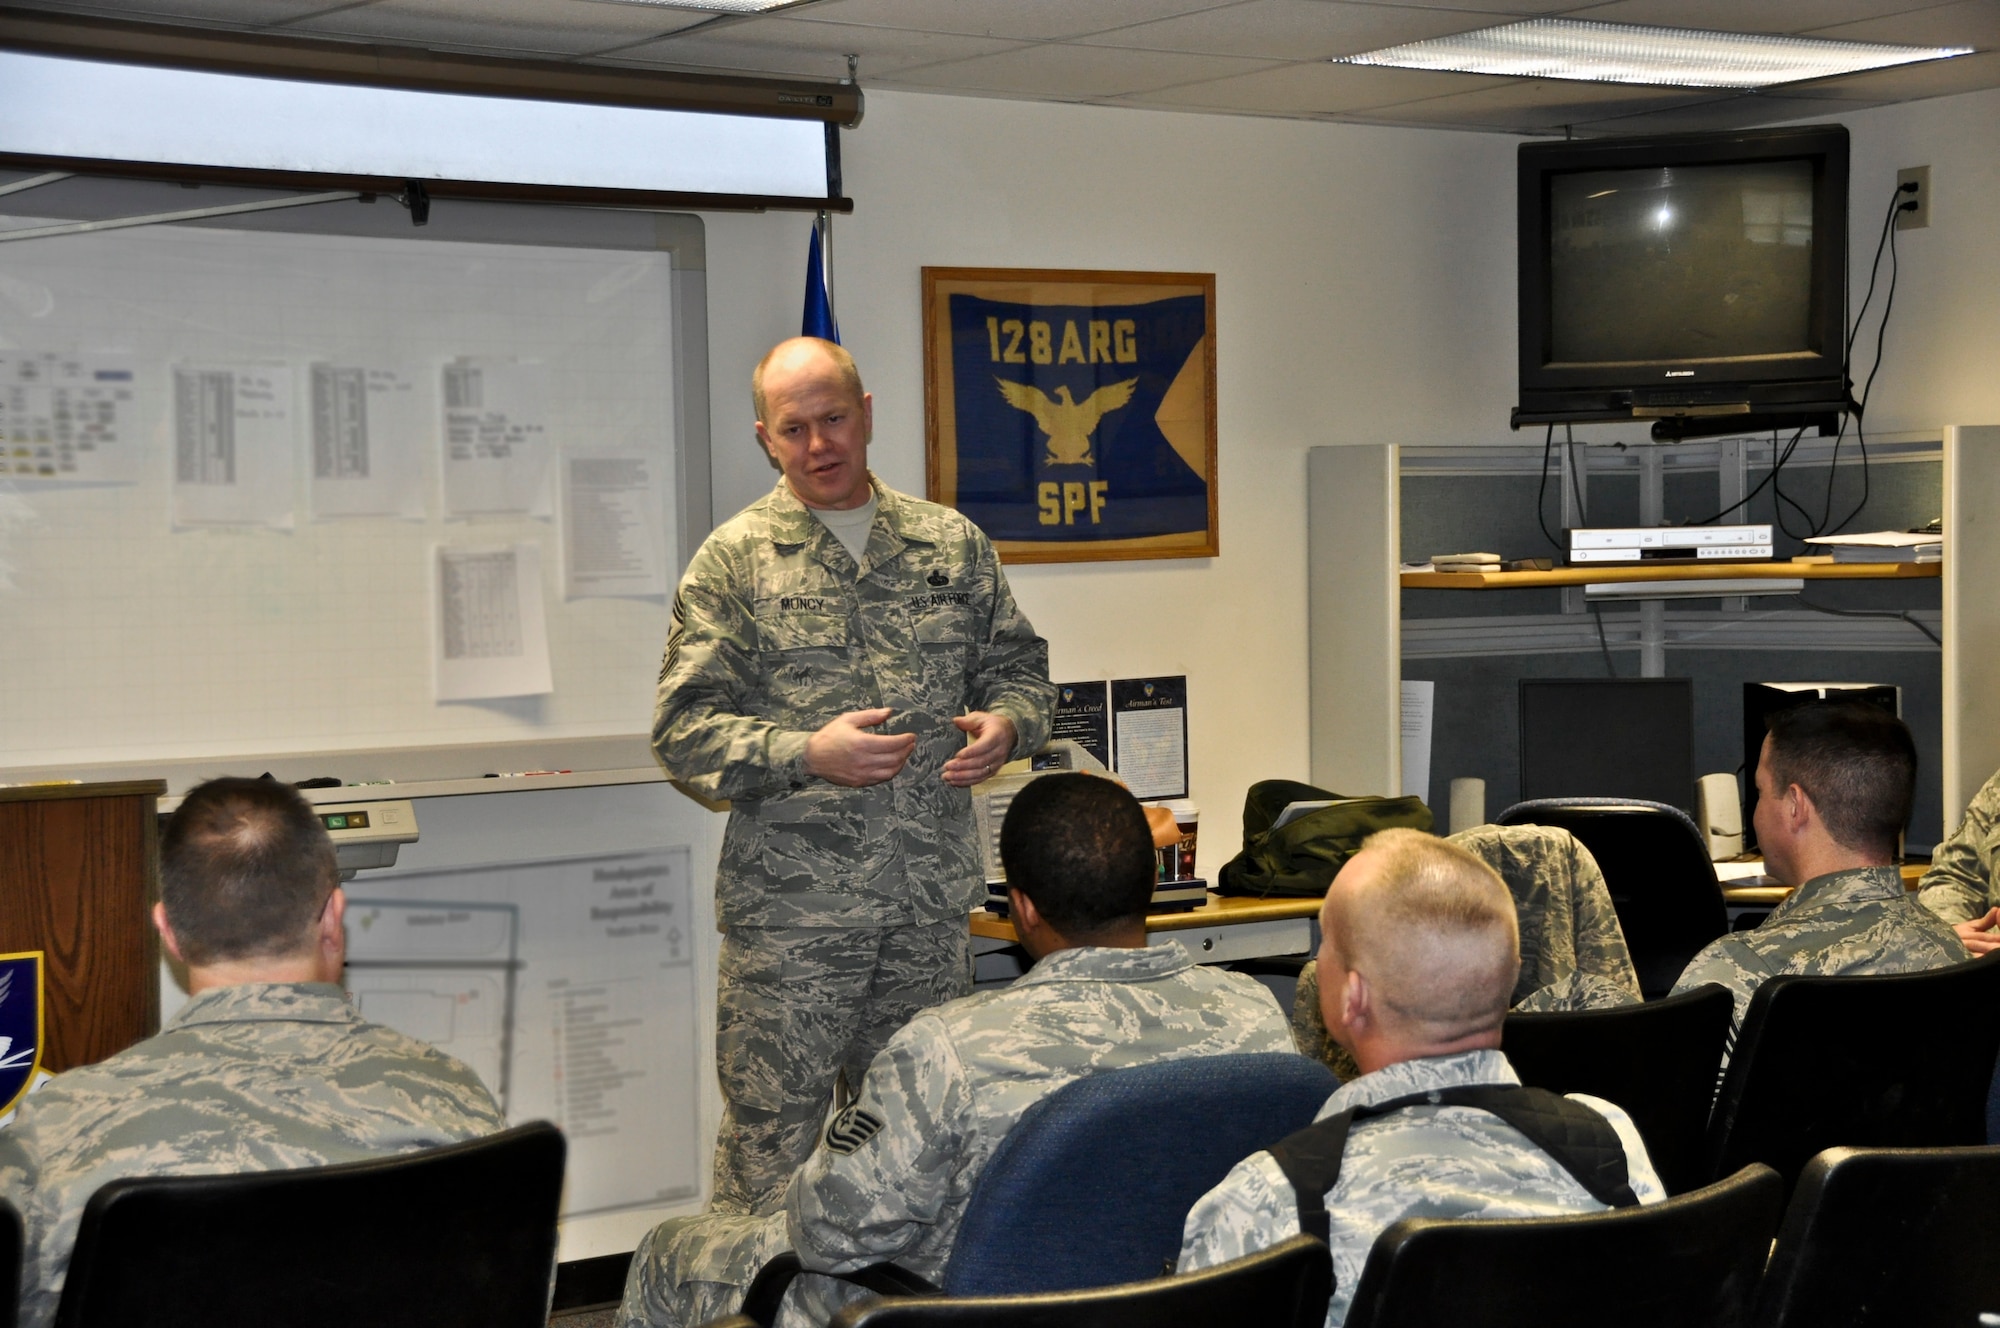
left=1519, top=678, right=1694, bottom=812
left=1516, top=125, right=1848, bottom=435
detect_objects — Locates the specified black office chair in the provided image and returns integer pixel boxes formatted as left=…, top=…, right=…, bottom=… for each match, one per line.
left=1502, top=983, right=1734, bottom=1195
left=54, top=1121, right=565, bottom=1328
left=1753, top=1144, right=2000, bottom=1328
left=2, top=1196, right=20, bottom=1328
left=1706, top=956, right=2000, bottom=1193
left=819, top=1235, right=1331, bottom=1328
left=1495, top=798, right=1728, bottom=999
left=739, top=1053, right=1337, bottom=1323
left=1342, top=1163, right=1784, bottom=1328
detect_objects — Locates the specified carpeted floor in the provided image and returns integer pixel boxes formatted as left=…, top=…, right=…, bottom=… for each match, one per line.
left=551, top=1307, right=618, bottom=1328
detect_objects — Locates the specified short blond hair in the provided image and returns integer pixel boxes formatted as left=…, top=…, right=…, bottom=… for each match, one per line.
left=751, top=337, right=864, bottom=425
left=1329, top=828, right=1520, bottom=1041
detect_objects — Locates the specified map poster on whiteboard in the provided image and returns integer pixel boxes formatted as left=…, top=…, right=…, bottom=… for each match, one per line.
left=435, top=543, right=553, bottom=701
left=310, top=362, right=427, bottom=519
left=441, top=358, right=551, bottom=517
left=0, top=352, right=141, bottom=484
left=345, top=847, right=701, bottom=1217
left=1111, top=675, right=1188, bottom=800
left=171, top=363, right=297, bottom=529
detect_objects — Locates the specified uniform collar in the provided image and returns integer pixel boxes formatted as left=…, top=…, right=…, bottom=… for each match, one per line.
left=764, top=476, right=933, bottom=577
left=1323, top=1048, right=1519, bottom=1116
left=165, top=982, right=362, bottom=1029
left=1771, top=864, right=1907, bottom=920
left=1014, top=942, right=1196, bottom=987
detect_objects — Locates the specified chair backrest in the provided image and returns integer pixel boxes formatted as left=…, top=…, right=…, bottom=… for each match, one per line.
left=831, top=1234, right=1331, bottom=1328
left=2, top=1196, right=19, bottom=1328
left=1495, top=799, right=1727, bottom=999
left=1502, top=983, right=1733, bottom=1194
left=1754, top=1144, right=2000, bottom=1328
left=941, top=1053, right=1337, bottom=1296
left=1706, top=957, right=2000, bottom=1191
left=1343, top=1163, right=1784, bottom=1328
left=54, top=1121, right=564, bottom=1328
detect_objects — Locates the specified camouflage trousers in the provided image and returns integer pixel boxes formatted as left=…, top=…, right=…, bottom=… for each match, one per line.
left=616, top=1209, right=865, bottom=1328
left=709, top=918, right=971, bottom=1216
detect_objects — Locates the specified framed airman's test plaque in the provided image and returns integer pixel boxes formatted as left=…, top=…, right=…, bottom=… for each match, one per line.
left=923, top=267, right=1218, bottom=563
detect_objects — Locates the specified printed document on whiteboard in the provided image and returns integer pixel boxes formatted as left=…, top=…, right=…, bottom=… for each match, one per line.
left=562, top=451, right=669, bottom=599
left=1400, top=680, right=1435, bottom=801
left=0, top=352, right=141, bottom=485
left=441, top=358, right=551, bottom=516
left=310, top=362, right=426, bottom=519
left=435, top=543, right=553, bottom=700
left=172, top=363, right=296, bottom=529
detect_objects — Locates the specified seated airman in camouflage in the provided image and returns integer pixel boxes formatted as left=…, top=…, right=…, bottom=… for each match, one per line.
left=1919, top=763, right=2000, bottom=955
left=617, top=772, right=1294, bottom=1328
left=0, top=778, right=504, bottom=1328
left=1671, top=702, right=1964, bottom=1071
left=1178, top=828, right=1666, bottom=1328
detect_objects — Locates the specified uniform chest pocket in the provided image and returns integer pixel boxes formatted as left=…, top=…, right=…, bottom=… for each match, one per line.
left=755, top=606, right=851, bottom=654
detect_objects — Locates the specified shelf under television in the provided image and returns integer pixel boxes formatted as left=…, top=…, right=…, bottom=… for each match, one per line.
left=1400, top=559, right=1940, bottom=589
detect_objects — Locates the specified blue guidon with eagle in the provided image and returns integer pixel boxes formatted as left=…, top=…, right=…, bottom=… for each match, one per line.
left=947, top=292, right=1208, bottom=544
left=0, top=950, right=43, bottom=1116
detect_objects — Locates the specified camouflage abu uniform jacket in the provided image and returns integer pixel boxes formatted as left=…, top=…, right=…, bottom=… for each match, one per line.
left=1920, top=768, right=2000, bottom=924
left=618, top=944, right=1293, bottom=1328
left=1176, top=1049, right=1666, bottom=1328
left=654, top=476, right=1053, bottom=930
left=1671, top=865, right=1966, bottom=1069
left=0, top=982, right=505, bottom=1328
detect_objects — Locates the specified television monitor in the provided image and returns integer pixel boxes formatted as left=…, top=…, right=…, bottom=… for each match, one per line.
left=1514, top=125, right=1850, bottom=439
left=1741, top=681, right=1900, bottom=848
left=1519, top=678, right=1694, bottom=812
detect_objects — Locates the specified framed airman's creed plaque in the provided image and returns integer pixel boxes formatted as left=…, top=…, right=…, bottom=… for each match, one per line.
left=923, top=267, right=1217, bottom=563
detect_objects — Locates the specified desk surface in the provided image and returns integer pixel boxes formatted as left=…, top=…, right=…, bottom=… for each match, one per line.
left=970, top=892, right=1321, bottom=944
left=1401, top=559, right=1940, bottom=589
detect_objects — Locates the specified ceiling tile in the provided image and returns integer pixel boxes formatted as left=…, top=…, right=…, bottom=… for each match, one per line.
left=775, top=0, right=1233, bottom=43
left=878, top=42, right=1284, bottom=97
left=1338, top=0, right=1601, bottom=15
left=591, top=35, right=856, bottom=76
left=285, top=0, right=711, bottom=56
left=1109, top=59, right=1508, bottom=112
left=1074, top=0, right=1495, bottom=60
left=607, top=17, right=1025, bottom=73
left=1368, top=77, right=1718, bottom=129
left=1564, top=90, right=1866, bottom=132
left=2, top=0, right=353, bottom=27
left=1776, top=44, right=2000, bottom=96
left=1555, top=0, right=1956, bottom=35
left=1806, top=0, right=2000, bottom=47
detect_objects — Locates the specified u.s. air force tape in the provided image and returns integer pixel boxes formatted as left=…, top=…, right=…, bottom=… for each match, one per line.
left=824, top=1105, right=885, bottom=1154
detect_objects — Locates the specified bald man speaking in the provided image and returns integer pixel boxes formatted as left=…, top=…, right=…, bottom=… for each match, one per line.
left=1177, top=829, right=1665, bottom=1327
left=654, top=337, right=1053, bottom=1213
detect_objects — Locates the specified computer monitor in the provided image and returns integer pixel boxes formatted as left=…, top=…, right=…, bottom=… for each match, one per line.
left=1741, top=682, right=1901, bottom=848
left=1519, top=678, right=1695, bottom=812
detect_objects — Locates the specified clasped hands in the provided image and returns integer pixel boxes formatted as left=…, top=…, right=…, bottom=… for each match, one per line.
left=804, top=708, right=1016, bottom=789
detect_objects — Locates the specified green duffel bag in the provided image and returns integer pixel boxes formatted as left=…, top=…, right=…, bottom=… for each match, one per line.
left=1215, top=778, right=1434, bottom=898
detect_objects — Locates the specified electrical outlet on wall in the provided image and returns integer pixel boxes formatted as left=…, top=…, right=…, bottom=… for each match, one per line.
left=1896, top=165, right=1931, bottom=229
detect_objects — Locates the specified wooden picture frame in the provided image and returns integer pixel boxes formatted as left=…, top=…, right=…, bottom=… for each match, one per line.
left=923, top=267, right=1217, bottom=563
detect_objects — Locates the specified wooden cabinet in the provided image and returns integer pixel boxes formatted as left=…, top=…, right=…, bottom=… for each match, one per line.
left=0, top=781, right=164, bottom=1071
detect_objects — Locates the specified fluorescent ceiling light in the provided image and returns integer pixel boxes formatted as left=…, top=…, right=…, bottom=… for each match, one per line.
left=1336, top=19, right=1972, bottom=89
left=0, top=50, right=829, bottom=200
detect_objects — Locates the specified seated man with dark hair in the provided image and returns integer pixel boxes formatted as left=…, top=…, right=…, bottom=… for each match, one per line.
left=0, top=777, right=505, bottom=1328
left=618, top=772, right=1294, bottom=1328
left=1177, top=828, right=1664, bottom=1328
left=1671, top=701, right=1965, bottom=1067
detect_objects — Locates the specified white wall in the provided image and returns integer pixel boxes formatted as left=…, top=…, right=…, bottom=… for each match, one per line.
left=697, top=91, right=1519, bottom=873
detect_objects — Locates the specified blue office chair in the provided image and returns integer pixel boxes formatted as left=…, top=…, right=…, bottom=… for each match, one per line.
left=740, top=1052, right=1338, bottom=1324
left=1495, top=798, right=1728, bottom=999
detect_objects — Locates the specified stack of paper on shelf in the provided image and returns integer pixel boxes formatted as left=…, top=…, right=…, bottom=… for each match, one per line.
left=1802, top=531, right=1944, bottom=563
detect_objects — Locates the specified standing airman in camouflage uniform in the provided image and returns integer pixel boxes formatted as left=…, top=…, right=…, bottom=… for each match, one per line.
left=655, top=338, right=1052, bottom=1214
left=619, top=775, right=1293, bottom=1328
left=0, top=779, right=504, bottom=1328
left=1919, top=765, right=2000, bottom=953
left=1671, top=703, right=1964, bottom=1069
left=1180, top=829, right=1664, bottom=1328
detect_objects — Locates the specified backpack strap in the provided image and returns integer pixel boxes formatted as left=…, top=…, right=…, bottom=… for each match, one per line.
left=1267, top=1083, right=1640, bottom=1244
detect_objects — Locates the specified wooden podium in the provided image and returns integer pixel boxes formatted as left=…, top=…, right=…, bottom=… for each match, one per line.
left=0, top=781, right=165, bottom=1072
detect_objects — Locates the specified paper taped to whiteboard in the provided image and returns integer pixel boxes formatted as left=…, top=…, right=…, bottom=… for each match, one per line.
left=435, top=542, right=553, bottom=701
left=310, top=362, right=426, bottom=519
left=441, top=358, right=551, bottom=517
left=563, top=451, right=668, bottom=600
left=171, top=362, right=296, bottom=529
left=0, top=352, right=142, bottom=485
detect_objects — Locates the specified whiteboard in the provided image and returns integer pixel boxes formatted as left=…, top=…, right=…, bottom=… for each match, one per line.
left=0, top=198, right=701, bottom=771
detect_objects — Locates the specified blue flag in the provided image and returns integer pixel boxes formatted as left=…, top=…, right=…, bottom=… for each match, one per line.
left=802, top=217, right=840, bottom=343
